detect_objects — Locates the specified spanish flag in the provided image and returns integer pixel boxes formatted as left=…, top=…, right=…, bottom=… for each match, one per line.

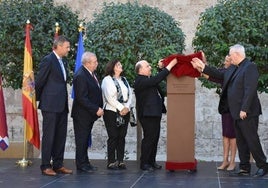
left=22, top=20, right=40, bottom=149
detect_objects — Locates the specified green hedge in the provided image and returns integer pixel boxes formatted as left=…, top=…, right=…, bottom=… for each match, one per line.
left=193, top=0, right=268, bottom=93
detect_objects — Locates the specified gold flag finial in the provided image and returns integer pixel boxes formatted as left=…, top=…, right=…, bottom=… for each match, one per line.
left=55, top=22, right=60, bottom=34
left=78, top=23, right=85, bottom=32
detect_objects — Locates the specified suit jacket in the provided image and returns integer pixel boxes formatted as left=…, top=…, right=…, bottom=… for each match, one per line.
left=203, top=58, right=262, bottom=120
left=71, top=66, right=103, bottom=122
left=134, top=68, right=169, bottom=119
left=35, top=52, right=69, bottom=113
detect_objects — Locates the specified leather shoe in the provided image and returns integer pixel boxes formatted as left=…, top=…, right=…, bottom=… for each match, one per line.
left=42, top=168, right=57, bottom=176
left=54, top=167, right=73, bottom=174
left=78, top=164, right=98, bottom=173
left=152, top=163, right=162, bottom=170
left=140, top=164, right=154, bottom=172
left=229, top=169, right=250, bottom=177
left=253, top=168, right=267, bottom=177
left=88, top=163, right=98, bottom=171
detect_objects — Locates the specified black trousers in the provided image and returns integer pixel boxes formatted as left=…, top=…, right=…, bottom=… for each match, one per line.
left=73, top=117, right=94, bottom=169
left=139, top=116, right=161, bottom=167
left=103, top=110, right=129, bottom=164
left=234, top=116, right=268, bottom=171
left=40, top=111, right=68, bottom=170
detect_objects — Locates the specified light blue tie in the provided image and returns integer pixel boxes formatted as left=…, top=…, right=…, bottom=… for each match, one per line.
left=59, top=58, right=66, bottom=81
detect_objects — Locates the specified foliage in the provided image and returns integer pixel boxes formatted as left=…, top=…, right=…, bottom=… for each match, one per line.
left=192, top=0, right=268, bottom=93
left=85, top=2, right=185, bottom=86
left=0, top=0, right=83, bottom=89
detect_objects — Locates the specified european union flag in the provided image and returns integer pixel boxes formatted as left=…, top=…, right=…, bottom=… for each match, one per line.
left=72, top=31, right=84, bottom=99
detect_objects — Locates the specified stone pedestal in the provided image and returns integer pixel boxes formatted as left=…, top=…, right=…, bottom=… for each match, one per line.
left=165, top=74, right=197, bottom=171
left=0, top=142, right=39, bottom=159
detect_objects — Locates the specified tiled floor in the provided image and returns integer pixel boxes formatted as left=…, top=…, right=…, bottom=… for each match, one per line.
left=0, top=159, right=267, bottom=188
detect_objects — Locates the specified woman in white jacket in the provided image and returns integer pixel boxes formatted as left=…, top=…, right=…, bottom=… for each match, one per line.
left=101, top=59, right=133, bottom=170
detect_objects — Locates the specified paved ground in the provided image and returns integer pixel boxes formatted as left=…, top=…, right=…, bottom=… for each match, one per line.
left=0, top=159, right=267, bottom=188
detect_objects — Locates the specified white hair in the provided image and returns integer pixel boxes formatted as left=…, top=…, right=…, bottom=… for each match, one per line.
left=229, top=44, right=246, bottom=57
left=82, top=52, right=96, bottom=65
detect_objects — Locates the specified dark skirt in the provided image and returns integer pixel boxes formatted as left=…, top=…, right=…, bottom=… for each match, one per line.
left=221, top=113, right=236, bottom=138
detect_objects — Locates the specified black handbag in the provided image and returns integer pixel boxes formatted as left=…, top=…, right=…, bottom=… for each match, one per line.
left=129, top=107, right=137, bottom=127
left=116, top=111, right=125, bottom=127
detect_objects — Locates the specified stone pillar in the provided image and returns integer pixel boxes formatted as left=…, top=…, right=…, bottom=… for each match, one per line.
left=165, top=74, right=197, bottom=171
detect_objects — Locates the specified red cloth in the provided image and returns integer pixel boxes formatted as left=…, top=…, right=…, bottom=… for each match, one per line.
left=162, top=51, right=203, bottom=78
left=0, top=74, right=9, bottom=151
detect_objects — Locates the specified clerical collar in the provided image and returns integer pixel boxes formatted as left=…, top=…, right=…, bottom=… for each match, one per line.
left=237, top=58, right=247, bottom=67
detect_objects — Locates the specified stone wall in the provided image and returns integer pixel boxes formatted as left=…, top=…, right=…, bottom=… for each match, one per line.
left=55, top=0, right=218, bottom=53
left=2, top=0, right=268, bottom=162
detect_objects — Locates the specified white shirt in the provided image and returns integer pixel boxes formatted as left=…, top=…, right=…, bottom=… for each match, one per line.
left=101, top=75, right=133, bottom=112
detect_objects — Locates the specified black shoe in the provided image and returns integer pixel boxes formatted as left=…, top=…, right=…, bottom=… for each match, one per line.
left=140, top=164, right=154, bottom=172
left=253, top=168, right=267, bottom=177
left=229, top=169, right=250, bottom=177
left=77, top=166, right=93, bottom=173
left=88, top=163, right=98, bottom=171
left=152, top=163, right=162, bottom=170
left=77, top=164, right=98, bottom=173
left=107, top=162, right=118, bottom=170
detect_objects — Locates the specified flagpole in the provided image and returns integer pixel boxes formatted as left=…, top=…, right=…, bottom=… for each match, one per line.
left=16, top=20, right=34, bottom=167
left=16, top=120, right=32, bottom=167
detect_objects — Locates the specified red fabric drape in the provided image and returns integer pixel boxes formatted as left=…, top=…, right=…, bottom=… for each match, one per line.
left=162, top=51, right=203, bottom=78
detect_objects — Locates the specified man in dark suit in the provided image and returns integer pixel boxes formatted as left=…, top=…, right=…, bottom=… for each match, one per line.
left=134, top=58, right=177, bottom=171
left=191, top=44, right=268, bottom=177
left=35, top=36, right=73, bottom=176
left=71, top=52, right=104, bottom=173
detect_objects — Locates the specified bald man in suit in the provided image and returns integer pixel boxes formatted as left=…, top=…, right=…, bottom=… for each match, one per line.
left=134, top=58, right=177, bottom=171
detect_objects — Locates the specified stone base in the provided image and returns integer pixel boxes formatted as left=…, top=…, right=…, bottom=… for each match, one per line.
left=0, top=142, right=40, bottom=158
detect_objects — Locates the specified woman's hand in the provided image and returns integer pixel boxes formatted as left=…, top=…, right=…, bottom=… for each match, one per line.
left=120, top=107, right=129, bottom=116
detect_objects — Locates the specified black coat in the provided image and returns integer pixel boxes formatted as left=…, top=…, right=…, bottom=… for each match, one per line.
left=71, top=66, right=103, bottom=122
left=203, top=58, right=262, bottom=120
left=35, top=52, right=69, bottom=113
left=134, top=68, right=169, bottom=119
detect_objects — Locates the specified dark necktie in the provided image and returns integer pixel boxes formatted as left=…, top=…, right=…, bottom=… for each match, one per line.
left=92, top=72, right=99, bottom=87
